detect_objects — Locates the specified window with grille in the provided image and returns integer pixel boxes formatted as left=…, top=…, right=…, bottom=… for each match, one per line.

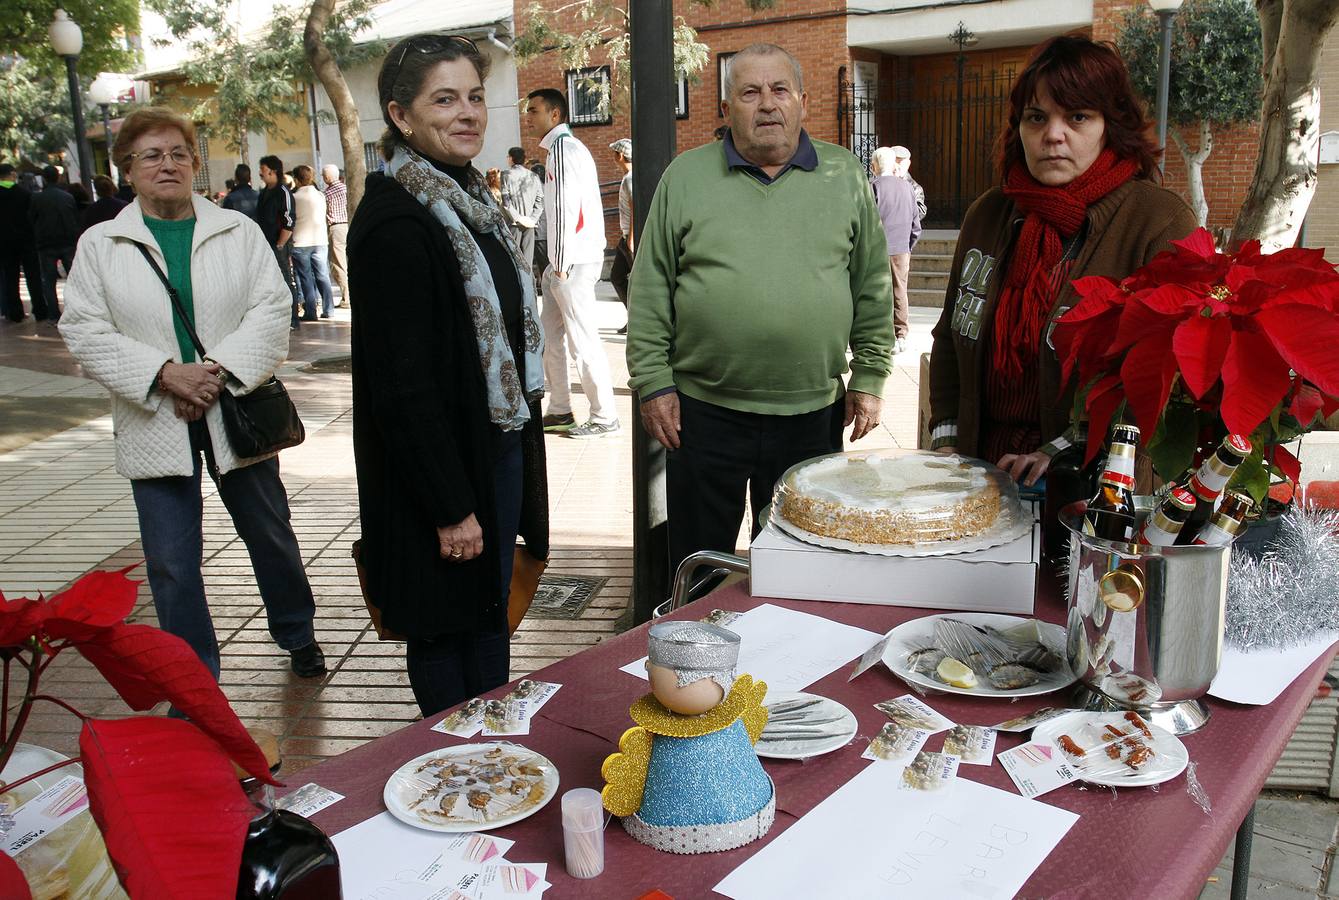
left=675, top=75, right=688, bottom=120
left=192, top=133, right=211, bottom=193
left=717, top=52, right=736, bottom=117
left=565, top=66, right=611, bottom=127
left=363, top=142, right=382, bottom=174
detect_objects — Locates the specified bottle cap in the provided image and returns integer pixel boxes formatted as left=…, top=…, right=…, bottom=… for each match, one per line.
left=562, top=787, right=604, bottom=831
left=1225, top=434, right=1252, bottom=457
left=1167, top=487, right=1196, bottom=511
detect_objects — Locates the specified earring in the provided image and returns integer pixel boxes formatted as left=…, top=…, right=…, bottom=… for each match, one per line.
left=403, top=128, right=414, bottom=137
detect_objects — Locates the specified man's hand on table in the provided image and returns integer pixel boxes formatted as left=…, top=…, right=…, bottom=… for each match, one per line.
left=844, top=391, right=882, bottom=442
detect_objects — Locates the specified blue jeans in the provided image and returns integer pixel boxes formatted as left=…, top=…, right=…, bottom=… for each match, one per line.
left=291, top=245, right=334, bottom=317
left=405, top=431, right=523, bottom=717
left=131, top=424, right=316, bottom=678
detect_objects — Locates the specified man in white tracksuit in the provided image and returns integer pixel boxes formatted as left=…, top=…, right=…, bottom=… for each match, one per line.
left=525, top=88, right=620, bottom=438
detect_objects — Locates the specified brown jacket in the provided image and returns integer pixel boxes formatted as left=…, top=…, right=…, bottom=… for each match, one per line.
left=928, top=179, right=1197, bottom=457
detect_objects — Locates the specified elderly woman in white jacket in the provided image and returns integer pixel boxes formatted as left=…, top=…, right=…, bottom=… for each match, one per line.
left=60, top=107, right=325, bottom=681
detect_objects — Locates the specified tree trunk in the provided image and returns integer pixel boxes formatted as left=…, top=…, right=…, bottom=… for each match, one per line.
left=1172, top=121, right=1214, bottom=227
left=304, top=0, right=366, bottom=214
left=1232, top=0, right=1339, bottom=251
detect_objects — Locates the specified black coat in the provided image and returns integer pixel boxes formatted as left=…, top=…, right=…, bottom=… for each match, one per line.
left=348, top=172, right=549, bottom=638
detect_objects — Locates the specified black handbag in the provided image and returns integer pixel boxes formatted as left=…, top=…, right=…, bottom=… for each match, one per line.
left=135, top=242, right=305, bottom=458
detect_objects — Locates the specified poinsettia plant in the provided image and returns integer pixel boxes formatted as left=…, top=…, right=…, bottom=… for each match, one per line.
left=1052, top=227, right=1339, bottom=506
left=0, top=568, right=277, bottom=899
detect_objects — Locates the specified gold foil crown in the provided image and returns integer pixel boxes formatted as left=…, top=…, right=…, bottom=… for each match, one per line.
left=647, top=622, right=741, bottom=690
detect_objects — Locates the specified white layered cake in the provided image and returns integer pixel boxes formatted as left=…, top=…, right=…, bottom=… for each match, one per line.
left=778, top=453, right=1000, bottom=544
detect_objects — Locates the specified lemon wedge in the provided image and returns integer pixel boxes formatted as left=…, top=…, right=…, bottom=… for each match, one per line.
left=936, top=656, right=978, bottom=689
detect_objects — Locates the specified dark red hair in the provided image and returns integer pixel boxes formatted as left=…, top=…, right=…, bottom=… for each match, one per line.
left=996, top=35, right=1159, bottom=181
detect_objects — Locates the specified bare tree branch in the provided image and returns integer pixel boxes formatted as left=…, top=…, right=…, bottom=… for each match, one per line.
left=304, top=0, right=367, bottom=214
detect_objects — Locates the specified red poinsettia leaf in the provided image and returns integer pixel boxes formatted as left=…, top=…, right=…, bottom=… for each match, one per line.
left=1120, top=338, right=1178, bottom=440
left=1220, top=327, right=1292, bottom=436
left=1054, top=303, right=1122, bottom=388
left=1290, top=383, right=1324, bottom=427
left=43, top=568, right=140, bottom=642
left=1083, top=375, right=1125, bottom=466
left=1255, top=304, right=1339, bottom=397
left=0, top=595, right=48, bottom=648
left=1322, top=393, right=1339, bottom=419
left=1110, top=286, right=1195, bottom=355
left=80, top=717, right=253, bottom=899
left=1257, top=281, right=1339, bottom=313
left=1173, top=227, right=1218, bottom=259
left=1270, top=445, right=1302, bottom=485
left=1172, top=314, right=1231, bottom=399
left=73, top=623, right=276, bottom=784
left=0, top=852, right=33, bottom=900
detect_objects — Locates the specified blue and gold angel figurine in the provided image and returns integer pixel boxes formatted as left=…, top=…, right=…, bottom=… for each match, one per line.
left=601, top=622, right=775, bottom=854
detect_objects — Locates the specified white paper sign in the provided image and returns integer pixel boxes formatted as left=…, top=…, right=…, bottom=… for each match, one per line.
left=714, top=769, right=1079, bottom=900
left=998, top=741, right=1079, bottom=799
left=275, top=783, right=345, bottom=817
left=620, top=603, right=882, bottom=693
left=849, top=630, right=895, bottom=681
left=875, top=694, right=954, bottom=735
left=332, top=813, right=516, bottom=900
left=1209, top=635, right=1338, bottom=705
left=3, top=775, right=87, bottom=857
left=942, top=725, right=997, bottom=766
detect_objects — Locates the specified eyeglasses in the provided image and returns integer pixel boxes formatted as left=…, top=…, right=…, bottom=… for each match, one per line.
left=128, top=147, right=194, bottom=168
left=388, top=34, right=478, bottom=85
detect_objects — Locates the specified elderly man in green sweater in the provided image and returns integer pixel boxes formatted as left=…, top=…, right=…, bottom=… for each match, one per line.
left=627, top=42, right=894, bottom=575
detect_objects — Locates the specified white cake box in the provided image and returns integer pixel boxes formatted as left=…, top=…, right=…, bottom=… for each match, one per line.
left=749, top=501, right=1041, bottom=614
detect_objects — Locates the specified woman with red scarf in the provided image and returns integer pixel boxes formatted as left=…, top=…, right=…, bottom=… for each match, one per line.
left=928, top=36, right=1196, bottom=485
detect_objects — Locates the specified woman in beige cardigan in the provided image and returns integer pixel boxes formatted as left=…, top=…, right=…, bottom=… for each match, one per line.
left=291, top=164, right=336, bottom=318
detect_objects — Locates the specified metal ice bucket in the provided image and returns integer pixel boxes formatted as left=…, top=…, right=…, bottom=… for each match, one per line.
left=1060, top=501, right=1230, bottom=734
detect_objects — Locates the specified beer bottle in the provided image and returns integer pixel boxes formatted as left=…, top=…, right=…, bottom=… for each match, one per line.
left=1083, top=423, right=1140, bottom=542
left=1137, top=486, right=1196, bottom=547
left=1192, top=490, right=1254, bottom=547
left=1175, top=434, right=1253, bottom=545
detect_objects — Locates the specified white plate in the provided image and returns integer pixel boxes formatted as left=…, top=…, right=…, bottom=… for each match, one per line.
left=1034, top=711, right=1189, bottom=788
left=756, top=691, right=858, bottom=759
left=886, top=613, right=1076, bottom=698
left=383, top=742, right=559, bottom=832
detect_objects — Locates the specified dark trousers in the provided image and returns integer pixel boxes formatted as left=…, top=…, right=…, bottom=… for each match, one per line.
left=0, top=246, right=42, bottom=321
left=610, top=237, right=633, bottom=307
left=667, top=393, right=844, bottom=576
left=130, top=422, right=316, bottom=678
left=405, top=431, right=524, bottom=717
left=36, top=245, right=74, bottom=320
left=272, top=242, right=301, bottom=327
left=532, top=240, right=548, bottom=296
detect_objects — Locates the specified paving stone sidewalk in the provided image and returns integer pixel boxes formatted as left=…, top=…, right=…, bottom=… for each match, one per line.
left=1, top=284, right=1335, bottom=897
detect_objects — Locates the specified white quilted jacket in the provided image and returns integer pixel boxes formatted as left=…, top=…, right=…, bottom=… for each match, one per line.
left=60, top=195, right=293, bottom=479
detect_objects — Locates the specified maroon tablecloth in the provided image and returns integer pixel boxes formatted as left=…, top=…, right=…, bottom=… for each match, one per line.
left=288, top=580, right=1336, bottom=900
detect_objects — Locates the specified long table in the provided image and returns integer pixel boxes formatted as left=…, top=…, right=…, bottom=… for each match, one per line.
left=288, top=580, right=1336, bottom=899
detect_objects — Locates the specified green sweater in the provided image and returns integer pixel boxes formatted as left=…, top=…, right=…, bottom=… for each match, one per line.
left=144, top=215, right=198, bottom=364
left=626, top=138, right=893, bottom=415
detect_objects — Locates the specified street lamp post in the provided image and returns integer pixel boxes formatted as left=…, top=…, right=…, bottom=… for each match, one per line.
left=1149, top=0, right=1184, bottom=174
left=89, top=74, right=124, bottom=181
left=49, top=9, right=92, bottom=187
left=948, top=22, right=978, bottom=223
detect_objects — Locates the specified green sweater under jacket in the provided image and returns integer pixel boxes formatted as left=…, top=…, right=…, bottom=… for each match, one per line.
left=626, top=137, right=894, bottom=415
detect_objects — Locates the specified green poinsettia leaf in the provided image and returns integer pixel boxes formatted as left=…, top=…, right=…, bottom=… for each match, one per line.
left=1148, top=400, right=1199, bottom=482
left=1228, top=449, right=1270, bottom=505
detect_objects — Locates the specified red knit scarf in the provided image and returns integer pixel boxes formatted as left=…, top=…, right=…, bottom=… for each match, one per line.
left=993, top=148, right=1138, bottom=378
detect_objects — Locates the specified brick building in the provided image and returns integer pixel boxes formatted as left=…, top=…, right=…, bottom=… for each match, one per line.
left=514, top=0, right=1272, bottom=242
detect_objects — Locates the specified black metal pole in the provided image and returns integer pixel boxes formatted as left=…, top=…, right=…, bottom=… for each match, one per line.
left=627, top=0, right=675, bottom=625
left=1230, top=801, right=1256, bottom=899
left=99, top=103, right=112, bottom=177
left=63, top=55, right=92, bottom=187
left=954, top=50, right=964, bottom=222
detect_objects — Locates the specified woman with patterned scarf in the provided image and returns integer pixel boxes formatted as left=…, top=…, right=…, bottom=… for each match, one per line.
left=928, top=36, right=1196, bottom=487
left=348, top=34, right=549, bottom=716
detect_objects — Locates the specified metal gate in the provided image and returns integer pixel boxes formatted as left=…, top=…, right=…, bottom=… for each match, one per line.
left=839, top=68, right=1017, bottom=228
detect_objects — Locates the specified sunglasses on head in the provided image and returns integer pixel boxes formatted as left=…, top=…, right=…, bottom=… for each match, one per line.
left=390, top=34, right=478, bottom=80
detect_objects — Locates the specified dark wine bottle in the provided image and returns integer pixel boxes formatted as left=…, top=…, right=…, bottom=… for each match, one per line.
left=1043, top=441, right=1093, bottom=557
left=1082, top=423, right=1139, bottom=542
left=237, top=782, right=342, bottom=899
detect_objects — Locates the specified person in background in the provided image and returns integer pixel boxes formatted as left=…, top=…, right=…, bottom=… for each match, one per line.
left=928, top=36, right=1197, bottom=486
left=290, top=164, right=335, bottom=319
left=608, top=138, right=633, bottom=335
left=485, top=167, right=504, bottom=205
left=527, top=160, right=548, bottom=293
left=116, top=177, right=135, bottom=203
left=60, top=106, right=324, bottom=681
left=80, top=174, right=129, bottom=233
left=221, top=164, right=259, bottom=220
left=0, top=163, right=44, bottom=323
left=322, top=164, right=351, bottom=308
left=524, top=87, right=619, bottom=438
left=870, top=146, right=921, bottom=355
left=256, top=155, right=303, bottom=329
left=499, top=146, right=542, bottom=277
left=28, top=164, right=77, bottom=321
left=890, top=145, right=926, bottom=221
left=348, top=34, right=549, bottom=717
left=68, top=182, right=93, bottom=211
left=627, top=43, right=893, bottom=576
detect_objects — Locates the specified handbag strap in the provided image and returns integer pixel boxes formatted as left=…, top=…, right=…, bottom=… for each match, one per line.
left=134, top=241, right=209, bottom=360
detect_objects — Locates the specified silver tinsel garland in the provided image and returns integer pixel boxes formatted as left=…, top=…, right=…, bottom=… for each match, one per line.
left=1225, top=505, right=1339, bottom=650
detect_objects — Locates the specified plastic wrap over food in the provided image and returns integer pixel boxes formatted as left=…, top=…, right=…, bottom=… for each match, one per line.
left=770, top=449, right=1031, bottom=556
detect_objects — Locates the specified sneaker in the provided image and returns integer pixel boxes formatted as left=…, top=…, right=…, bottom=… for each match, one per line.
left=542, top=412, right=576, bottom=431
left=289, top=641, right=327, bottom=678
left=894, top=336, right=907, bottom=354
left=566, top=420, right=620, bottom=439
